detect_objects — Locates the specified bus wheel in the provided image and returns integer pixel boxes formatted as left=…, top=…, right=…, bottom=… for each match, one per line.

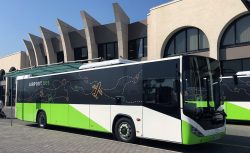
left=115, top=117, right=136, bottom=143
left=37, top=111, right=47, bottom=128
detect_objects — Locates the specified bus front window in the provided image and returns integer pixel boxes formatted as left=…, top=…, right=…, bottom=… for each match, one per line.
left=183, top=56, right=225, bottom=130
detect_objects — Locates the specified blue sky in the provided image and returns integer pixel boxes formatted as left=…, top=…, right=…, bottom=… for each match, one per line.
left=0, top=0, right=167, bottom=57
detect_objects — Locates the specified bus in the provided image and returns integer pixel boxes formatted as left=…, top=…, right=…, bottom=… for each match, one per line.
left=15, top=55, right=226, bottom=145
left=221, top=71, right=250, bottom=121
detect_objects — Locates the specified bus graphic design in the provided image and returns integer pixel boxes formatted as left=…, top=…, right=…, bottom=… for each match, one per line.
left=16, top=56, right=226, bottom=145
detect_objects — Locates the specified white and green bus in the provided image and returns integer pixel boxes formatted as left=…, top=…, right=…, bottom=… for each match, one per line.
left=221, top=71, right=250, bottom=121
left=15, top=55, right=226, bottom=145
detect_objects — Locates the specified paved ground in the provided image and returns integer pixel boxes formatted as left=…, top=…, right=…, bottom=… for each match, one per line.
left=0, top=108, right=250, bottom=153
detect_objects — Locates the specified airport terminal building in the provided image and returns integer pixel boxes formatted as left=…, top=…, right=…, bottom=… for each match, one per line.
left=0, top=0, right=250, bottom=106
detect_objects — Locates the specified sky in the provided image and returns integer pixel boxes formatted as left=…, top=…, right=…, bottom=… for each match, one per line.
left=0, top=0, right=167, bottom=57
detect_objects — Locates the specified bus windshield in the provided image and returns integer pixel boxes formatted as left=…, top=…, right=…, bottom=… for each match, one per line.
left=183, top=56, right=224, bottom=130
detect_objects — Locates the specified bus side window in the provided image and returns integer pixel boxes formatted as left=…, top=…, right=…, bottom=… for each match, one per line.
left=143, top=78, right=178, bottom=107
left=143, top=79, right=157, bottom=104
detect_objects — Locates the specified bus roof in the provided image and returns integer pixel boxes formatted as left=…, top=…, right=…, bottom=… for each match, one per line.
left=236, top=71, right=250, bottom=76
left=79, top=59, right=135, bottom=70
left=5, top=62, right=83, bottom=78
left=6, top=55, right=200, bottom=79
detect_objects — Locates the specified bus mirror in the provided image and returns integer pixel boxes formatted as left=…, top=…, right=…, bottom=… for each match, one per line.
left=233, top=74, right=238, bottom=85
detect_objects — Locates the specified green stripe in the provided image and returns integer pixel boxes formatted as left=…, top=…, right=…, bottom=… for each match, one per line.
left=224, top=102, right=250, bottom=121
left=16, top=103, right=109, bottom=133
left=185, top=101, right=215, bottom=108
left=181, top=121, right=225, bottom=145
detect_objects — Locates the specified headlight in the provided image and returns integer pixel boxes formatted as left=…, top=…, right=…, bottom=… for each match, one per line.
left=191, top=126, right=204, bottom=137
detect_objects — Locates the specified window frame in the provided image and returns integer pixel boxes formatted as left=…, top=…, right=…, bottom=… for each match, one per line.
left=164, top=27, right=209, bottom=58
left=57, top=51, right=64, bottom=63
left=221, top=14, right=250, bottom=49
left=98, top=42, right=118, bottom=60
left=220, top=58, right=250, bottom=76
left=143, top=77, right=179, bottom=107
left=74, top=47, right=88, bottom=61
left=128, top=37, right=148, bottom=60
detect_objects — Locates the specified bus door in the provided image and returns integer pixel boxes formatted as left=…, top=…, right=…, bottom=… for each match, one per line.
left=142, top=61, right=181, bottom=142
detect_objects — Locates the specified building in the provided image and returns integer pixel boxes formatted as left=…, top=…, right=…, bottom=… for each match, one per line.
left=1, top=0, right=250, bottom=106
left=148, top=0, right=250, bottom=77
left=0, top=52, right=30, bottom=106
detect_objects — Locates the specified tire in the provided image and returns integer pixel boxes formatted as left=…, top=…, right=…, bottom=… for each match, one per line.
left=0, top=111, right=6, bottom=119
left=37, top=111, right=47, bottom=128
left=114, top=117, right=136, bottom=143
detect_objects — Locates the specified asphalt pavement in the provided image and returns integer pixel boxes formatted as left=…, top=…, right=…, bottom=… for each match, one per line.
left=0, top=107, right=250, bottom=153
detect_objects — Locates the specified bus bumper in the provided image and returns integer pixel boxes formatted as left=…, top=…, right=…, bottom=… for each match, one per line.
left=181, top=121, right=225, bottom=145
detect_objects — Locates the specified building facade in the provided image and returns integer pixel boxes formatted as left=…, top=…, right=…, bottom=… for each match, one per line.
left=1, top=0, right=250, bottom=106
left=148, top=0, right=250, bottom=76
left=0, top=51, right=30, bottom=106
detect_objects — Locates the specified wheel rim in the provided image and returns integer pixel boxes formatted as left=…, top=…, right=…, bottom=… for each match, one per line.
left=39, top=114, right=45, bottom=127
left=118, top=122, right=132, bottom=141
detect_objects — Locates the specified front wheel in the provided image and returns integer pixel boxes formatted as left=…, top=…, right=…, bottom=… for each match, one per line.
left=37, top=111, right=47, bottom=128
left=114, top=117, right=136, bottom=143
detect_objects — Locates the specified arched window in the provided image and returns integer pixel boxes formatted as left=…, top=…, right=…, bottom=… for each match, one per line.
left=221, top=14, right=250, bottom=48
left=164, top=27, right=209, bottom=57
left=220, top=14, right=250, bottom=76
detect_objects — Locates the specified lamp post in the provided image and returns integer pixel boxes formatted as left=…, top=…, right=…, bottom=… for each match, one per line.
left=10, top=77, right=13, bottom=127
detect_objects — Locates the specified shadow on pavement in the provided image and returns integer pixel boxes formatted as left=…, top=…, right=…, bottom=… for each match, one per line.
left=27, top=124, right=114, bottom=140
left=227, top=120, right=250, bottom=126
left=25, top=123, right=250, bottom=153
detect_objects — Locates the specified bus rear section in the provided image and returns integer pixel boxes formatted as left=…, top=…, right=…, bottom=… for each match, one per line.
left=15, top=56, right=225, bottom=145
left=221, top=75, right=250, bottom=121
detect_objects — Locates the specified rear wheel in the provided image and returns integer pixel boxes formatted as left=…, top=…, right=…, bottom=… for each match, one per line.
left=114, top=117, right=136, bottom=143
left=37, top=111, right=47, bottom=128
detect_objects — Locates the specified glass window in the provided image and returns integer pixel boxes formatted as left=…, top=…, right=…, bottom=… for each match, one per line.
left=143, top=78, right=178, bottom=106
left=115, top=42, right=118, bottom=58
left=187, top=29, right=198, bottom=51
left=44, top=56, right=48, bottom=64
left=199, top=31, right=209, bottom=49
left=0, top=70, right=5, bottom=81
left=7, top=77, right=16, bottom=106
left=98, top=44, right=106, bottom=59
left=222, top=60, right=242, bottom=76
left=136, top=39, right=144, bottom=58
left=0, top=86, right=5, bottom=103
left=166, top=39, right=175, bottom=56
left=82, top=48, right=88, bottom=58
left=236, top=15, right=250, bottom=44
left=143, top=79, right=157, bottom=103
left=164, top=28, right=209, bottom=57
left=221, top=14, right=250, bottom=49
left=74, top=47, right=88, bottom=61
left=128, top=37, right=147, bottom=60
left=143, top=37, right=147, bottom=57
left=57, top=51, right=64, bottom=63
left=98, top=42, right=118, bottom=60
left=242, top=58, right=250, bottom=71
left=128, top=40, right=137, bottom=60
left=107, top=43, right=115, bottom=60
left=222, top=25, right=235, bottom=46
left=175, top=31, right=186, bottom=54
left=222, top=58, right=250, bottom=76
